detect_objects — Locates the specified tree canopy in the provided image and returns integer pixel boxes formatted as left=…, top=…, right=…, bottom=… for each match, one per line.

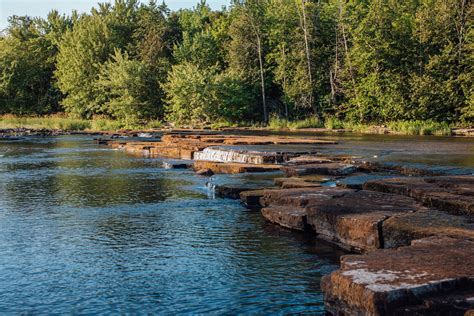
left=0, top=0, right=472, bottom=124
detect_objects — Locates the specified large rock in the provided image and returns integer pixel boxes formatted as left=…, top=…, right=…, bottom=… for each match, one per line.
left=193, top=161, right=281, bottom=174
left=273, top=177, right=323, bottom=189
left=214, top=184, right=274, bottom=199
left=364, top=176, right=474, bottom=216
left=306, top=191, right=425, bottom=252
left=261, top=206, right=308, bottom=231
left=260, top=187, right=354, bottom=208
left=282, top=162, right=357, bottom=177
left=322, top=236, right=474, bottom=315
left=383, top=209, right=474, bottom=248
left=239, top=189, right=268, bottom=209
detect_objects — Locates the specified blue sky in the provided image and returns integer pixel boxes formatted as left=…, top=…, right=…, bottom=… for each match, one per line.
left=0, top=0, right=229, bottom=30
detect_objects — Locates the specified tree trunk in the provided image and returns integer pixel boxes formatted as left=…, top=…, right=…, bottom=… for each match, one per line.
left=339, top=1, right=362, bottom=121
left=256, top=33, right=268, bottom=123
left=298, top=0, right=316, bottom=114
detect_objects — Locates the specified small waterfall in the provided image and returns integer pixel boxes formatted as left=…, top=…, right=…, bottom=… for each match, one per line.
left=194, top=147, right=268, bottom=164
left=206, top=177, right=216, bottom=199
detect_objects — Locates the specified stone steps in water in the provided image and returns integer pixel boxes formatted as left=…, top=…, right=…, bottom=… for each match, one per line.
left=273, top=177, right=323, bottom=189
left=239, top=189, right=268, bottom=209
left=282, top=162, right=357, bottom=177
left=364, top=176, right=474, bottom=216
left=193, top=161, right=281, bottom=174
left=261, top=206, right=308, bottom=231
left=322, top=236, right=474, bottom=315
left=382, top=208, right=474, bottom=248
left=305, top=190, right=431, bottom=252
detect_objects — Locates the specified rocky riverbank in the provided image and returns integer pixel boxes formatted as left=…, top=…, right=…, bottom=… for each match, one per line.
left=98, top=131, right=474, bottom=315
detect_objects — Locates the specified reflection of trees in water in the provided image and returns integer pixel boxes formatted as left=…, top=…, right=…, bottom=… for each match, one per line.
left=1, top=138, right=206, bottom=210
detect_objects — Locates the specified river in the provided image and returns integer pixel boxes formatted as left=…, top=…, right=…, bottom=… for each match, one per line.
left=0, top=134, right=472, bottom=314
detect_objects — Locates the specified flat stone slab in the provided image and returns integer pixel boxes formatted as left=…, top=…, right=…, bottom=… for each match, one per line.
left=336, top=174, right=399, bottom=190
left=193, top=161, right=281, bottom=174
left=282, top=163, right=357, bottom=177
left=239, top=189, right=268, bottom=208
left=322, top=236, right=474, bottom=315
left=364, top=176, right=474, bottom=216
left=260, top=187, right=354, bottom=209
left=383, top=208, right=474, bottom=248
left=214, top=184, right=274, bottom=199
left=261, top=206, right=307, bottom=231
left=274, top=177, right=322, bottom=189
left=306, top=191, right=426, bottom=252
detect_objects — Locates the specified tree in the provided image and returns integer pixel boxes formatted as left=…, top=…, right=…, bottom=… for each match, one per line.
left=0, top=16, right=62, bottom=114
left=228, top=0, right=268, bottom=122
left=164, top=62, right=252, bottom=124
left=96, top=49, right=158, bottom=124
left=55, top=14, right=112, bottom=117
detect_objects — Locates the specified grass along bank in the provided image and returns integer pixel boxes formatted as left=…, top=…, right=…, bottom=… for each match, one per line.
left=268, top=115, right=461, bottom=136
left=0, top=114, right=468, bottom=136
left=0, top=115, right=162, bottom=132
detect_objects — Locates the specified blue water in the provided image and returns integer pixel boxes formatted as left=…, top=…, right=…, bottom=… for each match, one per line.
left=0, top=136, right=343, bottom=314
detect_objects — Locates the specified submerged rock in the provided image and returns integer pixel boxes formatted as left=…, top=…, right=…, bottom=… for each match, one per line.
left=322, top=236, right=474, bottom=315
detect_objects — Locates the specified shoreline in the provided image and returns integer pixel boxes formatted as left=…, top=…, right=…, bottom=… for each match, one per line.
left=1, top=125, right=473, bottom=138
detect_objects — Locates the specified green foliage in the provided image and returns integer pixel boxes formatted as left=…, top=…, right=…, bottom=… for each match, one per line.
left=0, top=0, right=472, bottom=128
left=164, top=62, right=253, bottom=124
left=96, top=49, right=159, bottom=124
left=0, top=16, right=61, bottom=114
left=55, top=14, right=111, bottom=117
left=268, top=114, right=323, bottom=129
left=387, top=120, right=452, bottom=136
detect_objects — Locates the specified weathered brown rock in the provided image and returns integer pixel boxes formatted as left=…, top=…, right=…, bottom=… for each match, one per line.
left=162, top=162, right=191, bottom=169
left=196, top=168, right=214, bottom=176
left=261, top=206, right=308, bottom=231
left=193, top=161, right=281, bottom=174
left=274, top=177, right=322, bottom=189
left=383, top=209, right=474, bottom=248
left=214, top=184, right=273, bottom=199
left=364, top=176, right=474, bottom=216
left=282, top=162, right=357, bottom=177
left=260, top=187, right=354, bottom=209
left=306, top=191, right=425, bottom=252
left=322, top=236, right=474, bottom=315
left=239, top=189, right=267, bottom=208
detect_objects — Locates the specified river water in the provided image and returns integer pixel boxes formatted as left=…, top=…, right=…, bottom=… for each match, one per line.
left=0, top=134, right=472, bottom=314
left=0, top=136, right=345, bottom=314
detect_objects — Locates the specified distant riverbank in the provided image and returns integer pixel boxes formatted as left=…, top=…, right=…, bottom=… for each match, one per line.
left=0, top=114, right=472, bottom=137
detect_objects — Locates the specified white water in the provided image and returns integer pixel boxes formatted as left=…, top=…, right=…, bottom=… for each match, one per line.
left=194, top=147, right=274, bottom=164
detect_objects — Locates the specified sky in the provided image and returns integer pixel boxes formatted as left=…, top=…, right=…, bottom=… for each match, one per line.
left=0, top=0, right=229, bottom=30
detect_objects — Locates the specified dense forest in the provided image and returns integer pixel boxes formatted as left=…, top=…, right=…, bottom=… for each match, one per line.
left=0, top=0, right=472, bottom=127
